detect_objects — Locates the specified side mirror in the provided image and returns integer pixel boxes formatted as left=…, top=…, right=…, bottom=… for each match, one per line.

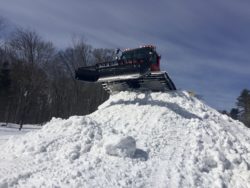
left=116, top=48, right=120, bottom=54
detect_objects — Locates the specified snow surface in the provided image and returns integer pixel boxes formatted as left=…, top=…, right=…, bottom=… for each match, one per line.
left=0, top=91, right=250, bottom=188
left=0, top=123, right=40, bottom=145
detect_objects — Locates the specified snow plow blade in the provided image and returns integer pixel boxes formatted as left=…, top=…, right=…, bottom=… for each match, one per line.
left=101, top=71, right=176, bottom=93
left=75, top=66, right=99, bottom=82
left=75, top=59, right=151, bottom=83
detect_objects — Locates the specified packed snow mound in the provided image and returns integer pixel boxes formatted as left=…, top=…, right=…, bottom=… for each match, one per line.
left=0, top=91, right=250, bottom=188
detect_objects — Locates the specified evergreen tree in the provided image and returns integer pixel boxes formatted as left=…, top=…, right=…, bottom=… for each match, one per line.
left=237, top=89, right=250, bottom=127
left=229, top=108, right=239, bottom=120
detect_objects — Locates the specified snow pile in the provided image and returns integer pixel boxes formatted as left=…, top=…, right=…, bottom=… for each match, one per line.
left=0, top=91, right=250, bottom=187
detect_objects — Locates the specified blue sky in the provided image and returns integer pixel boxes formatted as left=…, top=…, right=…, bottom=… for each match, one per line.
left=0, top=0, right=249, bottom=110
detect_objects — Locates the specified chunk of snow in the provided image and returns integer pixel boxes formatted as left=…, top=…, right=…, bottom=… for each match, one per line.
left=105, top=136, right=136, bottom=158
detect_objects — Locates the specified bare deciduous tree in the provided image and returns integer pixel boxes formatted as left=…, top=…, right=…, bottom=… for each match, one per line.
left=93, top=48, right=115, bottom=64
left=4, top=29, right=55, bottom=129
left=59, top=37, right=92, bottom=80
left=0, top=17, right=6, bottom=46
left=6, top=28, right=55, bottom=65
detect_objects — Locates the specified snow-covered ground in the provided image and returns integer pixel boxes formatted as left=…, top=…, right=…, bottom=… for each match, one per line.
left=0, top=91, right=250, bottom=188
left=0, top=123, right=40, bottom=145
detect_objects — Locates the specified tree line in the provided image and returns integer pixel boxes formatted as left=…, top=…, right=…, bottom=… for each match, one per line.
left=0, top=27, right=115, bottom=127
left=221, top=89, right=250, bottom=128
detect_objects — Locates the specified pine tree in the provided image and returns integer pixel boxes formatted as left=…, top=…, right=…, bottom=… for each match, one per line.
left=229, top=108, right=239, bottom=120
left=237, top=89, right=250, bottom=127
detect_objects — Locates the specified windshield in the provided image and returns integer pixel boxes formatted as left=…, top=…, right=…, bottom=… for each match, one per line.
left=121, top=47, right=157, bottom=64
